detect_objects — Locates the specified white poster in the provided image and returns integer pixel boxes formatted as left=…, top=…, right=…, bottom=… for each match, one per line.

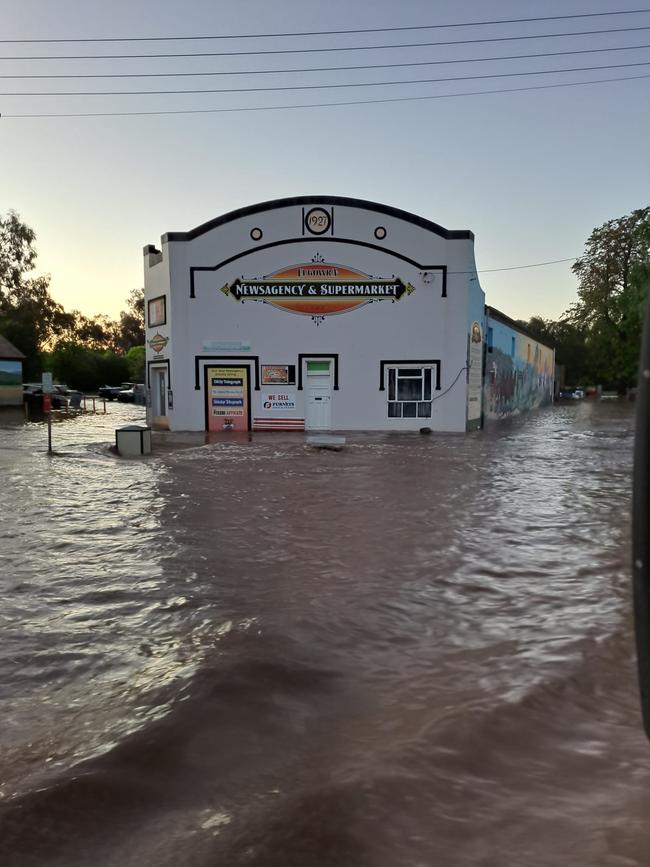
left=467, top=322, right=483, bottom=422
left=262, top=390, right=297, bottom=413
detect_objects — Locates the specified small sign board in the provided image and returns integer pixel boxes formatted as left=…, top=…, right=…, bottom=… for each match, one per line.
left=202, top=339, right=251, bottom=352
left=42, top=372, right=54, bottom=394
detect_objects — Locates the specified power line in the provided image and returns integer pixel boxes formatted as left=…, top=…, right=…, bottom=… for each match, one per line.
left=2, top=42, right=648, bottom=80
left=2, top=25, right=649, bottom=61
left=4, top=60, right=650, bottom=96
left=449, top=257, right=577, bottom=275
left=3, top=72, right=647, bottom=118
left=1, top=8, right=649, bottom=43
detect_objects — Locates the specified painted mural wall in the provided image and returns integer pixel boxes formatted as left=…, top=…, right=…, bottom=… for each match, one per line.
left=483, top=313, right=554, bottom=420
left=0, top=360, right=23, bottom=406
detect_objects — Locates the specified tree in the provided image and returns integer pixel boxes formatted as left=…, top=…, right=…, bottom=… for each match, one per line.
left=115, top=288, right=145, bottom=352
left=0, top=210, right=71, bottom=378
left=46, top=343, right=131, bottom=392
left=570, top=207, right=650, bottom=391
left=125, top=345, right=145, bottom=382
left=0, top=210, right=37, bottom=297
left=517, top=316, right=590, bottom=386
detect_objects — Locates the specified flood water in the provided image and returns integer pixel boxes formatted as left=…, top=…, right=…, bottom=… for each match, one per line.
left=1, top=400, right=648, bottom=866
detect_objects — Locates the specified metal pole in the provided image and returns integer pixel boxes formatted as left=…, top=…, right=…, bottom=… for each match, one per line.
left=47, top=410, right=53, bottom=454
left=633, top=276, right=650, bottom=740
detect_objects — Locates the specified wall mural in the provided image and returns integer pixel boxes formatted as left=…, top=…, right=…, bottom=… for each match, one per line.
left=484, top=336, right=554, bottom=418
left=0, top=360, right=22, bottom=405
left=220, top=253, right=414, bottom=326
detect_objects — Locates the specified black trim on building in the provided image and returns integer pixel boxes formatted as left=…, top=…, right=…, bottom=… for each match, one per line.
left=203, top=363, right=253, bottom=432
left=147, top=294, right=167, bottom=327
left=162, top=196, right=473, bottom=243
left=189, top=238, right=447, bottom=299
left=194, top=355, right=260, bottom=391
left=297, top=353, right=340, bottom=391
left=379, top=360, right=441, bottom=391
left=146, top=358, right=171, bottom=388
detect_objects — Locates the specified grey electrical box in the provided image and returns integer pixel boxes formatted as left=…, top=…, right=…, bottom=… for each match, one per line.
left=115, top=425, right=152, bottom=457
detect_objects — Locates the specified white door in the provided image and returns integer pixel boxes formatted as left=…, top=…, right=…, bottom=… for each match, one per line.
left=153, top=369, right=166, bottom=417
left=305, top=366, right=331, bottom=431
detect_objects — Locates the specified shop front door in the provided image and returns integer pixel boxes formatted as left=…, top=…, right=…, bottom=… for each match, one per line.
left=305, top=361, right=332, bottom=430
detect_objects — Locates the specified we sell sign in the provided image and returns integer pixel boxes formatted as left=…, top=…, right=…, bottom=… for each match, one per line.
left=262, top=391, right=296, bottom=412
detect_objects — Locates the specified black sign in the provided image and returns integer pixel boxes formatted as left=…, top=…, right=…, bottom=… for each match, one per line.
left=225, top=279, right=412, bottom=301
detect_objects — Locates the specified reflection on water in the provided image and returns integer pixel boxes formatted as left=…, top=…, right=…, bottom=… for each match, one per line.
left=1, top=400, right=648, bottom=866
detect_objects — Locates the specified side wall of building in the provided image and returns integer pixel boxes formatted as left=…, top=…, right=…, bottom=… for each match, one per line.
left=483, top=310, right=555, bottom=421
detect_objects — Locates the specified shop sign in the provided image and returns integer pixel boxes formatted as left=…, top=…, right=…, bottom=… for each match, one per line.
left=147, top=333, right=169, bottom=354
left=262, top=390, right=297, bottom=412
left=220, top=256, right=415, bottom=326
left=210, top=370, right=245, bottom=415
left=262, top=365, right=292, bottom=385
left=41, top=372, right=53, bottom=394
left=202, top=339, right=251, bottom=352
left=467, top=320, right=483, bottom=422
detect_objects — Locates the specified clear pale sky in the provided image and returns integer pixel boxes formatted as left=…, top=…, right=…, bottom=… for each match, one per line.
left=1, top=0, right=649, bottom=320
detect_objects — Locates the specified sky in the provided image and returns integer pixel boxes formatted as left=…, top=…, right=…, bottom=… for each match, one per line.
left=1, top=0, right=649, bottom=321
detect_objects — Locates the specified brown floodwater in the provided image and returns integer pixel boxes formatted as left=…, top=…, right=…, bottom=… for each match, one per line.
left=1, top=400, right=648, bottom=866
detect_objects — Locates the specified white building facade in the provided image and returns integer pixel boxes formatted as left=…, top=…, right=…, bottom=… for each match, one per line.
left=143, top=196, right=488, bottom=433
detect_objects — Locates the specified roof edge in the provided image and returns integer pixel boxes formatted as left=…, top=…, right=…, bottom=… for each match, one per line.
left=0, top=334, right=26, bottom=359
left=161, top=196, right=474, bottom=243
left=486, top=306, right=555, bottom=351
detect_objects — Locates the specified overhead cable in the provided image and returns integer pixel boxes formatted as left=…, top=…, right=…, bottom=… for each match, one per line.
left=2, top=25, right=650, bottom=61
left=2, top=42, right=648, bottom=79
left=1, top=8, right=649, bottom=42
left=4, top=60, right=650, bottom=96
left=449, top=257, right=577, bottom=275
left=2, top=71, right=648, bottom=118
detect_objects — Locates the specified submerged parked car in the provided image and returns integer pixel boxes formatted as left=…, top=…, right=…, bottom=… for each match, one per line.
left=99, top=384, right=125, bottom=401
left=99, top=382, right=138, bottom=401
left=117, top=383, right=146, bottom=404
left=23, top=384, right=69, bottom=409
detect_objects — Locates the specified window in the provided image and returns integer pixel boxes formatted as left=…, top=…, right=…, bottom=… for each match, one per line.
left=487, top=327, right=493, bottom=353
left=306, top=361, right=330, bottom=373
left=148, top=295, right=166, bottom=327
left=387, top=367, right=432, bottom=418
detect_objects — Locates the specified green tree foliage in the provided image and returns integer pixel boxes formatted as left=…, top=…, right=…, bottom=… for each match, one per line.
left=518, top=207, right=650, bottom=390
left=570, top=207, right=650, bottom=390
left=46, top=344, right=131, bottom=392
left=517, top=316, right=591, bottom=386
left=116, top=288, right=145, bottom=352
left=0, top=211, right=71, bottom=378
left=126, top=345, right=145, bottom=382
left=1, top=209, right=145, bottom=387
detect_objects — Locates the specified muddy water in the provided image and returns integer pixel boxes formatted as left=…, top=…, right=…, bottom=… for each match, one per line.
left=1, top=401, right=649, bottom=866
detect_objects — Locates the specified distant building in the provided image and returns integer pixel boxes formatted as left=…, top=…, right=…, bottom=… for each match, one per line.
left=483, top=307, right=555, bottom=421
left=0, top=335, right=25, bottom=406
left=143, top=197, right=554, bottom=432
